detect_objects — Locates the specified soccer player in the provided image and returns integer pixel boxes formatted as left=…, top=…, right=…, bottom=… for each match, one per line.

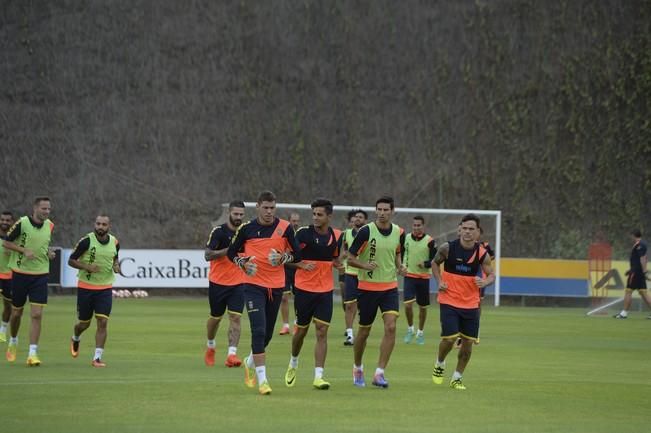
left=203, top=200, right=246, bottom=367
left=402, top=216, right=436, bottom=345
left=279, top=212, right=301, bottom=335
left=68, top=215, right=120, bottom=367
left=614, top=229, right=650, bottom=319
left=284, top=199, right=343, bottom=390
left=347, top=196, right=406, bottom=388
left=3, top=197, right=55, bottom=365
left=430, top=213, right=494, bottom=390
left=227, top=191, right=301, bottom=395
left=0, top=211, right=15, bottom=342
left=341, top=209, right=368, bottom=346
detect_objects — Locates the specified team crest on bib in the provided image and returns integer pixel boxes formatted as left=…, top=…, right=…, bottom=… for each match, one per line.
left=276, top=229, right=282, bottom=235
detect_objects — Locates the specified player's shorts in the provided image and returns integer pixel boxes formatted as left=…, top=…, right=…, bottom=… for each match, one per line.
left=284, top=269, right=296, bottom=295
left=626, top=271, right=647, bottom=290
left=357, top=288, right=399, bottom=326
left=77, top=288, right=113, bottom=321
left=343, top=274, right=359, bottom=303
left=293, top=287, right=333, bottom=327
left=403, top=276, right=430, bottom=306
left=208, top=282, right=244, bottom=318
left=11, top=272, right=48, bottom=308
left=0, top=278, right=12, bottom=301
left=439, top=303, right=480, bottom=341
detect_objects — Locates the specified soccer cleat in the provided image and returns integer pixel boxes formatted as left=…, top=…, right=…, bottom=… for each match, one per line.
left=403, top=329, right=414, bottom=344
left=432, top=366, right=445, bottom=384
left=6, top=344, right=17, bottom=362
left=204, top=348, right=216, bottom=366
left=0, top=330, right=6, bottom=343
left=243, top=356, right=256, bottom=388
left=372, top=373, right=389, bottom=388
left=415, top=334, right=425, bottom=345
left=70, top=338, right=80, bottom=358
left=613, top=313, right=627, bottom=319
left=279, top=325, right=290, bottom=335
left=313, top=377, right=330, bottom=390
left=343, top=335, right=354, bottom=346
left=284, top=366, right=297, bottom=387
left=258, top=380, right=272, bottom=395
left=224, top=354, right=242, bottom=368
left=450, top=378, right=466, bottom=390
left=353, top=367, right=365, bottom=387
left=91, top=358, right=106, bottom=368
left=26, top=354, right=41, bottom=367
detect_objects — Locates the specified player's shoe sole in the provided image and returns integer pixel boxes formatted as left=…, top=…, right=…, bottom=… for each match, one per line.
left=91, top=358, right=106, bottom=368
left=313, top=378, right=330, bottom=390
left=258, top=381, right=272, bottom=395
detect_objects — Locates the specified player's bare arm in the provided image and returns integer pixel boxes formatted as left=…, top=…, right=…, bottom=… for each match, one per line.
left=431, top=242, right=449, bottom=290
left=476, top=255, right=495, bottom=288
left=204, top=247, right=229, bottom=262
left=347, top=255, right=377, bottom=271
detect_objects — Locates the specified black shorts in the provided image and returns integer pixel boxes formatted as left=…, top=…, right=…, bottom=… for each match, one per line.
left=626, top=272, right=648, bottom=290
left=11, top=272, right=48, bottom=308
left=293, top=287, right=333, bottom=327
left=439, top=303, right=480, bottom=341
left=77, top=288, right=113, bottom=321
left=357, top=288, right=399, bottom=327
left=403, top=277, right=430, bottom=306
left=0, top=278, right=12, bottom=301
left=343, top=274, right=359, bottom=303
left=208, top=282, right=244, bottom=318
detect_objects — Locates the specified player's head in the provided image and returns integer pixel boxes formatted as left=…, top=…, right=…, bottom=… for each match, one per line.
left=94, top=215, right=111, bottom=237
left=311, top=198, right=333, bottom=229
left=375, top=196, right=395, bottom=224
left=459, top=213, right=480, bottom=243
left=32, top=196, right=51, bottom=222
left=630, top=228, right=642, bottom=240
left=351, top=209, right=367, bottom=229
left=228, top=200, right=245, bottom=228
left=412, top=216, right=425, bottom=236
left=0, top=211, right=14, bottom=232
left=256, top=191, right=276, bottom=225
left=288, top=212, right=301, bottom=231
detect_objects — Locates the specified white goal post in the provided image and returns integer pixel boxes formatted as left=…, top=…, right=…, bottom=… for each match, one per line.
left=230, top=202, right=503, bottom=306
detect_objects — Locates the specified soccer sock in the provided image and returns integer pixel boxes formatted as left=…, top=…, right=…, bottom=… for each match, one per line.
left=207, top=339, right=216, bottom=349
left=346, top=328, right=353, bottom=338
left=9, top=336, right=17, bottom=345
left=283, top=322, right=289, bottom=328
left=452, top=371, right=463, bottom=380
left=619, top=310, right=628, bottom=316
left=289, top=355, right=299, bottom=368
left=354, top=364, right=363, bottom=371
left=0, top=321, right=7, bottom=332
left=28, top=344, right=38, bottom=356
left=416, top=329, right=424, bottom=336
left=375, top=367, right=384, bottom=376
left=72, top=335, right=81, bottom=342
left=436, top=359, right=445, bottom=368
left=315, top=367, right=324, bottom=379
left=94, top=348, right=104, bottom=360
left=407, top=325, right=414, bottom=332
left=255, top=366, right=267, bottom=384
left=227, top=346, right=237, bottom=355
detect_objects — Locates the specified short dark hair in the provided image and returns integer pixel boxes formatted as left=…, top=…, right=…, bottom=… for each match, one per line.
left=413, top=215, right=425, bottom=224
left=229, top=200, right=245, bottom=209
left=460, top=213, right=480, bottom=227
left=34, top=196, right=50, bottom=205
left=479, top=226, right=484, bottom=235
left=631, top=228, right=642, bottom=238
left=257, top=191, right=276, bottom=204
left=1, top=211, right=14, bottom=219
left=376, top=195, right=394, bottom=210
left=354, top=209, right=368, bottom=220
left=311, top=198, right=333, bottom=215
left=347, top=210, right=357, bottom=221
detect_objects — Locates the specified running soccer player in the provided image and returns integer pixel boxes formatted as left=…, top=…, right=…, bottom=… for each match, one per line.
left=614, top=229, right=650, bottom=319
left=430, top=214, right=494, bottom=390
left=341, top=209, right=368, bottom=346
left=347, top=196, right=406, bottom=388
left=203, top=200, right=246, bottom=367
left=227, top=191, right=302, bottom=395
left=402, top=216, right=436, bottom=346
left=3, top=197, right=55, bottom=366
left=0, top=211, right=15, bottom=342
left=283, top=198, right=343, bottom=390
left=68, top=215, right=120, bottom=367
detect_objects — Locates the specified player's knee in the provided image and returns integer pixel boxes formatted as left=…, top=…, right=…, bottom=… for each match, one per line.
left=229, top=314, right=241, bottom=325
left=385, top=321, right=397, bottom=335
left=96, top=317, right=108, bottom=329
left=30, top=309, right=43, bottom=320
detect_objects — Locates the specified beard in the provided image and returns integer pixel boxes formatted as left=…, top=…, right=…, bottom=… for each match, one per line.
left=229, top=217, right=242, bottom=227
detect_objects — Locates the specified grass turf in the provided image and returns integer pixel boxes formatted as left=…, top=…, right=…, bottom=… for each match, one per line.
left=0, top=296, right=649, bottom=433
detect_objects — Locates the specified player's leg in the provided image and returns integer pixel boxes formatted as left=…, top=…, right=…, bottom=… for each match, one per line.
left=205, top=282, right=225, bottom=366
left=90, top=289, right=112, bottom=367
left=449, top=307, right=480, bottom=390
left=285, top=288, right=310, bottom=387
left=312, top=291, right=333, bottom=389
left=353, top=290, right=377, bottom=387
left=279, top=291, right=291, bottom=335
left=343, top=275, right=358, bottom=345
left=71, top=288, right=92, bottom=358
left=373, top=289, right=399, bottom=388
left=224, top=284, right=244, bottom=367
left=242, top=285, right=269, bottom=392
left=432, top=304, right=460, bottom=385
left=415, top=279, right=430, bottom=345
left=0, top=279, right=12, bottom=341
left=26, top=276, right=48, bottom=365
left=403, top=277, right=416, bottom=343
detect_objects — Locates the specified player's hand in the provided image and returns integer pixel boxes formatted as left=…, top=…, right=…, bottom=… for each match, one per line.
left=23, top=249, right=35, bottom=260
left=112, top=262, right=121, bottom=274
left=438, top=281, right=448, bottom=292
left=475, top=276, right=488, bottom=288
left=235, top=256, right=257, bottom=276
left=397, top=264, right=408, bottom=276
left=47, top=247, right=56, bottom=260
left=87, top=264, right=100, bottom=273
left=299, top=261, right=316, bottom=271
left=268, top=249, right=282, bottom=266
left=366, top=261, right=378, bottom=271
left=333, top=260, right=345, bottom=272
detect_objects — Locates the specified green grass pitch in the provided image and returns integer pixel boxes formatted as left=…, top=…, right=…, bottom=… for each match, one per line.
left=0, top=296, right=649, bottom=433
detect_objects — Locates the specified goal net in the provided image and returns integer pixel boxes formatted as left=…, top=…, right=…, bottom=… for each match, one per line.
left=218, top=202, right=503, bottom=306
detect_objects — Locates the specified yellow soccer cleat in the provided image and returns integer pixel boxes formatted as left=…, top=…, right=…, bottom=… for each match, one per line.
left=432, top=365, right=444, bottom=385
left=0, top=330, right=6, bottom=343
left=6, top=344, right=17, bottom=362
left=258, top=380, right=272, bottom=395
left=243, top=356, right=256, bottom=388
left=450, top=379, right=466, bottom=390
left=312, top=377, right=330, bottom=390
left=26, top=354, right=41, bottom=367
left=284, top=366, right=297, bottom=387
